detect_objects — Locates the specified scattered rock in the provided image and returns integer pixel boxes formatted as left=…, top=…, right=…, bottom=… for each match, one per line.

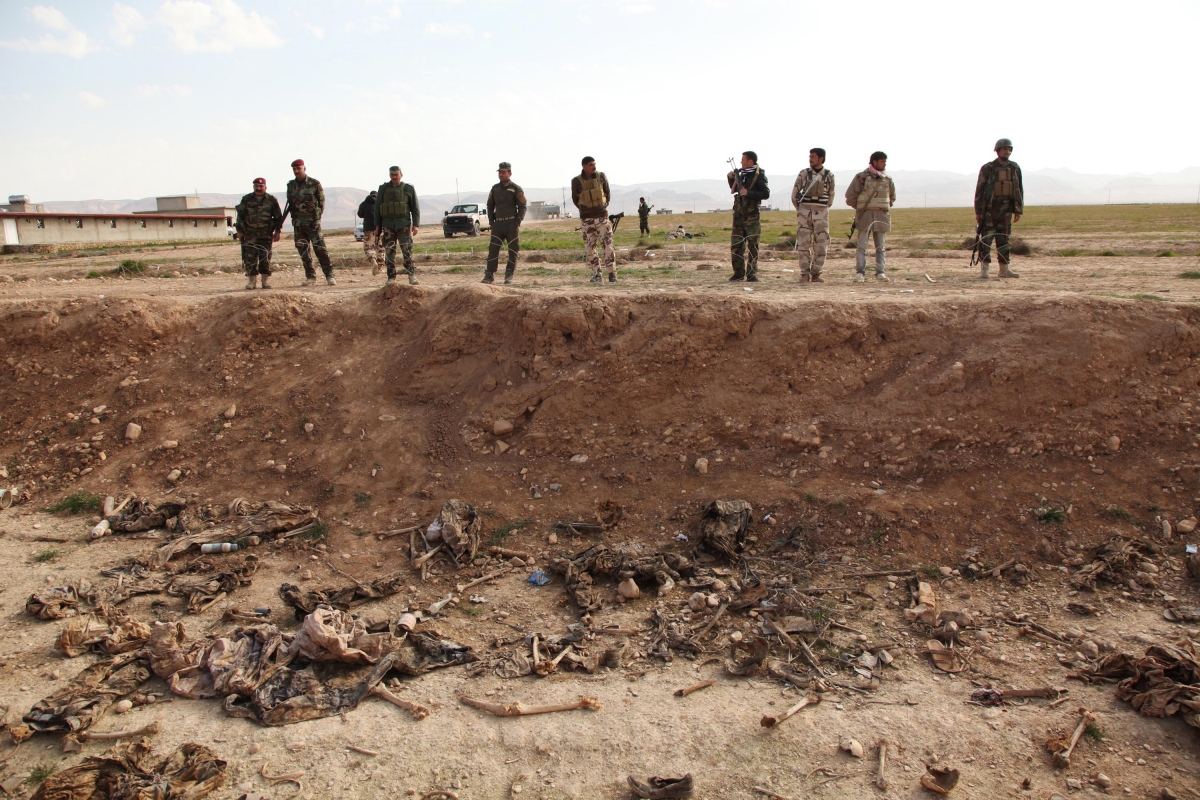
left=493, top=419, right=514, bottom=436
left=223, top=404, right=237, bottom=419
left=161, top=440, right=179, bottom=450
left=694, top=457, right=709, bottom=475
left=300, top=569, right=313, bottom=580
left=1161, top=789, right=1179, bottom=800
left=1079, top=640, right=1100, bottom=658
left=1177, top=517, right=1198, bottom=534
left=285, top=741, right=305, bottom=752
left=495, top=440, right=510, bottom=455
left=687, top=592, right=707, bottom=612
left=1162, top=520, right=1172, bottom=537
left=939, top=566, right=953, bottom=576
left=166, top=469, right=182, bottom=483
left=1107, top=435, right=1121, bottom=452
left=1066, top=777, right=1082, bottom=790
left=570, top=454, right=588, bottom=463
left=617, top=578, right=640, bottom=600
left=113, top=699, right=133, bottom=714
left=1095, top=773, right=1111, bottom=789
left=304, top=422, right=314, bottom=434
left=276, top=464, right=287, bottom=473
left=711, top=579, right=726, bottom=592
left=482, top=376, right=497, bottom=391
left=124, top=422, right=142, bottom=441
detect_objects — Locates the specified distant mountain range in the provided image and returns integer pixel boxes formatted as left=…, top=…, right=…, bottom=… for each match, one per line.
left=27, top=167, right=1200, bottom=229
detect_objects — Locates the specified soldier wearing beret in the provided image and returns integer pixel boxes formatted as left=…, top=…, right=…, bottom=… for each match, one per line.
left=287, top=159, right=336, bottom=286
left=234, top=177, right=283, bottom=289
left=483, top=161, right=527, bottom=284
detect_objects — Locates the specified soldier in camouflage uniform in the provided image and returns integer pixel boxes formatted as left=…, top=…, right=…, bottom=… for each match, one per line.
left=484, top=162, right=527, bottom=284
left=373, top=166, right=421, bottom=285
left=844, top=151, right=896, bottom=282
left=571, top=157, right=617, bottom=283
left=974, top=138, right=1024, bottom=279
left=287, top=159, right=336, bottom=286
left=727, top=151, right=770, bottom=282
left=234, top=177, right=283, bottom=290
left=791, top=148, right=835, bottom=282
left=637, top=197, right=653, bottom=236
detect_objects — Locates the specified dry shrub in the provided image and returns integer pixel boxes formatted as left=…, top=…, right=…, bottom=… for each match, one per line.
left=1009, top=238, right=1032, bottom=256
left=525, top=253, right=548, bottom=263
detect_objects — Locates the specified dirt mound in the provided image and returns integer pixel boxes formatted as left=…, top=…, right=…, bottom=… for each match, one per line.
left=2, top=286, right=1200, bottom=564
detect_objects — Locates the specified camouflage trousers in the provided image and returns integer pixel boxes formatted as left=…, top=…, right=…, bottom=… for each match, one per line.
left=731, top=211, right=761, bottom=280
left=240, top=236, right=273, bottom=276
left=795, top=204, right=829, bottom=276
left=486, top=219, right=521, bottom=277
left=855, top=209, right=891, bottom=274
left=292, top=222, right=333, bottom=279
left=381, top=226, right=414, bottom=279
left=639, top=216, right=650, bottom=235
left=978, top=212, right=1013, bottom=268
left=581, top=216, right=615, bottom=275
left=362, top=228, right=383, bottom=270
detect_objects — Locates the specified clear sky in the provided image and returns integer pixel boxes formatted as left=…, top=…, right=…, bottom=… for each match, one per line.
left=2, top=0, right=1197, bottom=201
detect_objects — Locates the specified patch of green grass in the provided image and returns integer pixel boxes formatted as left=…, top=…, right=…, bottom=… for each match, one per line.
left=804, top=493, right=817, bottom=504
left=1056, top=248, right=1087, bottom=257
left=1130, top=293, right=1166, bottom=301
left=1155, top=250, right=1178, bottom=258
left=461, top=605, right=482, bottom=617
left=33, top=549, right=59, bottom=563
left=1099, top=250, right=1119, bottom=257
left=488, top=518, right=531, bottom=545
left=1083, top=723, right=1105, bottom=742
left=920, top=565, right=943, bottom=578
left=47, top=490, right=103, bottom=514
left=523, top=265, right=555, bottom=276
left=1179, top=271, right=1200, bottom=279
left=85, top=270, right=103, bottom=279
left=445, top=265, right=477, bottom=274
left=298, top=521, right=328, bottom=541
left=1035, top=506, right=1065, bottom=524
left=323, top=486, right=336, bottom=495
left=1103, top=506, right=1134, bottom=521
left=353, top=491, right=371, bottom=508
left=29, top=764, right=55, bottom=784
left=112, top=259, right=149, bottom=277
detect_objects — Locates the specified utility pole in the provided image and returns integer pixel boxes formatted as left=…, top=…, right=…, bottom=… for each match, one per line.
left=456, top=178, right=460, bottom=205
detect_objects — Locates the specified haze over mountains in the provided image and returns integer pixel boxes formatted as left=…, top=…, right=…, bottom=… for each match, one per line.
left=28, top=167, right=1200, bottom=230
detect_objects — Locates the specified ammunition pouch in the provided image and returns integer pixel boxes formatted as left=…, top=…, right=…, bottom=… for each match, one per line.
left=378, top=183, right=409, bottom=218
left=578, top=176, right=607, bottom=208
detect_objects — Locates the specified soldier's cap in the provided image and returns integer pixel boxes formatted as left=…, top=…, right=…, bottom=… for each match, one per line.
left=389, top=166, right=401, bottom=174
left=290, top=159, right=304, bottom=168
left=252, top=177, right=266, bottom=185
left=498, top=162, right=511, bottom=171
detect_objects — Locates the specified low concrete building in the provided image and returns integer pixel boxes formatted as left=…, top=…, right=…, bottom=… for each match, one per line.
left=134, top=195, right=235, bottom=220
left=1, top=211, right=231, bottom=252
left=1, top=195, right=44, bottom=213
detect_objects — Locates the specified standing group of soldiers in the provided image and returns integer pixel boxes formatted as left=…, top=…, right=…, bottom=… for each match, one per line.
left=234, top=140, right=1024, bottom=290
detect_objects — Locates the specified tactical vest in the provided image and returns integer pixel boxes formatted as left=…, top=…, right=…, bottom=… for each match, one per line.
left=378, top=182, right=409, bottom=218
left=491, top=183, right=521, bottom=218
left=288, top=179, right=321, bottom=221
left=799, top=169, right=830, bottom=203
left=993, top=166, right=1015, bottom=198
left=856, top=173, right=892, bottom=211
left=578, top=175, right=607, bottom=207
left=240, top=195, right=275, bottom=233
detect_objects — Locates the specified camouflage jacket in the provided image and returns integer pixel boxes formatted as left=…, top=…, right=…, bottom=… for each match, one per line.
left=286, top=176, right=325, bottom=224
left=235, top=192, right=283, bottom=236
left=487, top=180, right=527, bottom=223
left=792, top=167, right=835, bottom=208
left=637, top=202, right=651, bottom=218
left=975, top=159, right=1024, bottom=215
left=727, top=167, right=771, bottom=215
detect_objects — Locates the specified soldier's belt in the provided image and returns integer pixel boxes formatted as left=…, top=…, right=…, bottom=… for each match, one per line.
left=494, top=216, right=517, bottom=221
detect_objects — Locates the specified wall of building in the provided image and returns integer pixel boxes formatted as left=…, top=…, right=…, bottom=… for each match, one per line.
left=0, top=213, right=230, bottom=247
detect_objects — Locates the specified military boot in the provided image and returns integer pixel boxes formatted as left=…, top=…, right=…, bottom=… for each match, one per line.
left=810, top=272, right=824, bottom=283
left=301, top=278, right=316, bottom=287
left=503, top=270, right=514, bottom=285
left=245, top=274, right=257, bottom=290
left=408, top=273, right=419, bottom=285
left=999, top=262, right=1020, bottom=278
left=608, top=272, right=618, bottom=282
left=326, top=276, right=337, bottom=286
left=481, top=272, right=495, bottom=284
left=259, top=275, right=271, bottom=289
left=979, top=260, right=990, bottom=279
left=589, top=273, right=602, bottom=283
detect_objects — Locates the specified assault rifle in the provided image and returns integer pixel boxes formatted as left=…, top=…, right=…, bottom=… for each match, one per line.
left=969, top=181, right=995, bottom=267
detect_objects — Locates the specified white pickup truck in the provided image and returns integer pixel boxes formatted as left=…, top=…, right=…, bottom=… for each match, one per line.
left=442, top=203, right=490, bottom=238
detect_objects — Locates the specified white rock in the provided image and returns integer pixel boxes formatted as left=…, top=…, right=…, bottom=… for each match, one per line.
left=276, top=463, right=287, bottom=473
left=1095, top=773, right=1111, bottom=789
left=570, top=454, right=588, bottom=463
left=93, top=405, right=107, bottom=414
left=687, top=592, right=708, bottom=612
left=1107, top=435, right=1121, bottom=452
left=493, top=419, right=514, bottom=436
left=161, top=440, right=179, bottom=450
left=617, top=578, right=640, bottom=599
left=495, top=440, right=510, bottom=455
left=1162, top=520, right=1172, bottom=537
left=304, top=422, right=314, bottom=433
left=223, top=404, right=237, bottom=419
left=124, top=422, right=142, bottom=441
left=694, top=457, right=708, bottom=475
left=711, top=579, right=726, bottom=592
left=707, top=594, right=720, bottom=608
left=166, top=469, right=182, bottom=482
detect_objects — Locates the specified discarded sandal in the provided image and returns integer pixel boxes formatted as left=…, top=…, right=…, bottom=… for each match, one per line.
left=627, top=774, right=694, bottom=798
left=919, top=765, right=960, bottom=794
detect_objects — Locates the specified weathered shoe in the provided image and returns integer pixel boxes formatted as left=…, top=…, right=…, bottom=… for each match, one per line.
left=386, top=276, right=396, bottom=284
left=728, top=275, right=745, bottom=282
left=259, top=276, right=271, bottom=289
left=608, top=272, right=617, bottom=282
left=627, top=774, right=693, bottom=799
left=1000, top=268, right=1020, bottom=278
left=745, top=275, right=759, bottom=282
left=481, top=273, right=495, bottom=284
left=326, top=276, right=337, bottom=286
left=301, top=278, right=316, bottom=287
left=853, top=273, right=865, bottom=282
left=503, top=275, right=513, bottom=285
left=876, top=272, right=890, bottom=281
left=371, top=262, right=381, bottom=276
left=589, top=274, right=602, bottom=283
left=810, top=274, right=825, bottom=283
left=408, top=274, right=419, bottom=285
left=245, top=275, right=257, bottom=290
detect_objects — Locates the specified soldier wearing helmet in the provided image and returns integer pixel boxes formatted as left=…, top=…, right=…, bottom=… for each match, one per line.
left=973, top=139, right=1024, bottom=279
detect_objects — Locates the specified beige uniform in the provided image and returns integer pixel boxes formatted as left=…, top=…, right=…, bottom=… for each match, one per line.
left=791, top=167, right=836, bottom=277
left=845, top=169, right=896, bottom=275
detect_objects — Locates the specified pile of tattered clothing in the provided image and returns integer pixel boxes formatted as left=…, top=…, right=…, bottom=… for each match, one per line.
left=1077, top=640, right=1200, bottom=728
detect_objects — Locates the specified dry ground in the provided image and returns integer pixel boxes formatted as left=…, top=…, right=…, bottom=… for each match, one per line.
left=0, top=207, right=1199, bottom=799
